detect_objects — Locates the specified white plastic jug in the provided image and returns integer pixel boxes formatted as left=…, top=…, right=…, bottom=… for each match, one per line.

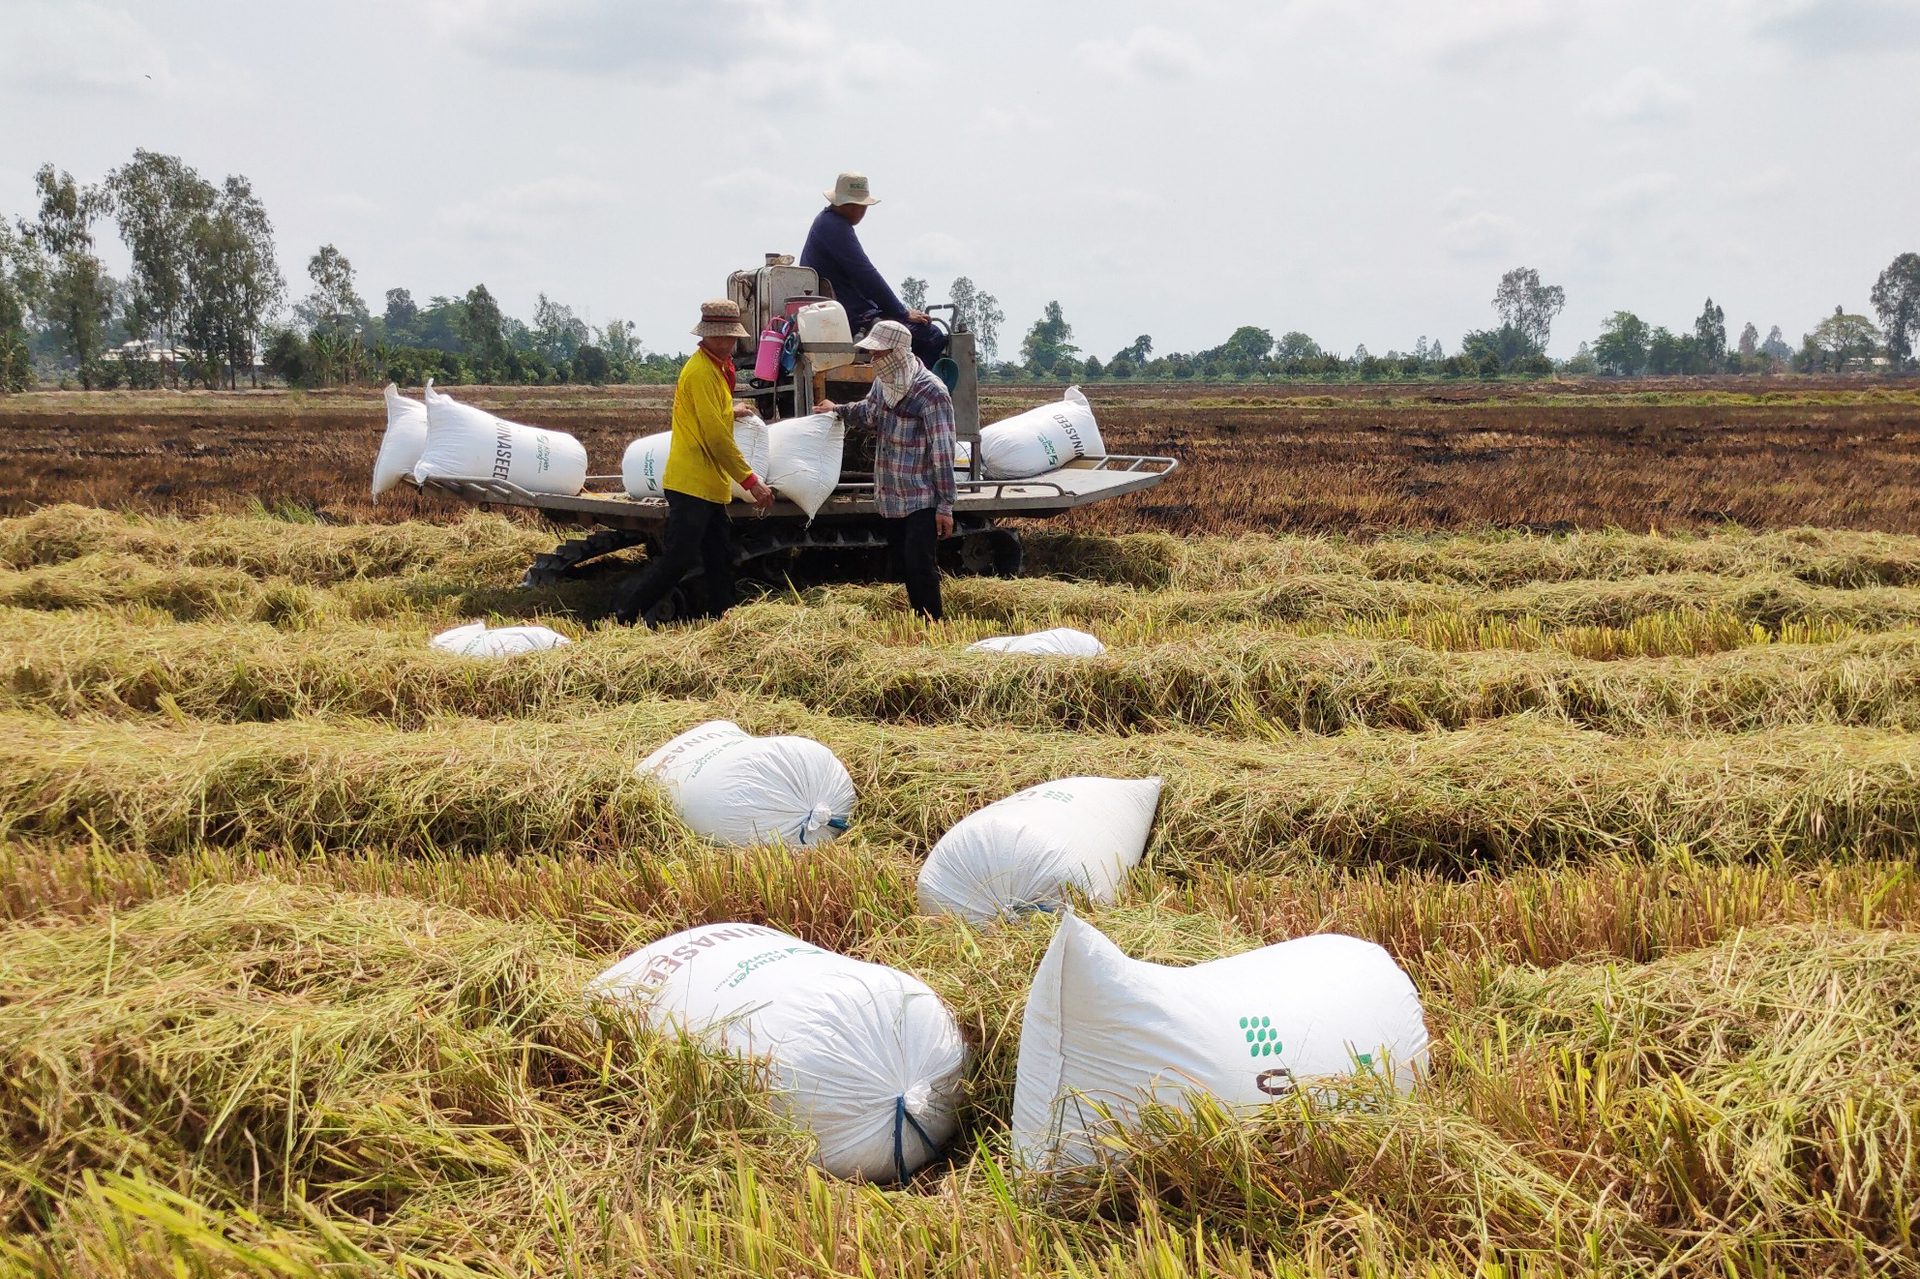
left=796, top=301, right=854, bottom=371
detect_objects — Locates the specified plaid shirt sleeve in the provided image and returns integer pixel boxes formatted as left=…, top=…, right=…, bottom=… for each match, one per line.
left=837, top=386, right=879, bottom=432
left=924, top=384, right=957, bottom=516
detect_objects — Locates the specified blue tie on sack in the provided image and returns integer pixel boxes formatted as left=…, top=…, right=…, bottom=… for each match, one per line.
left=892, top=1094, right=938, bottom=1185
left=796, top=815, right=851, bottom=846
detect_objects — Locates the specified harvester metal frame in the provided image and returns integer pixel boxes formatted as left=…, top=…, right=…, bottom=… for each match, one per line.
left=415, top=271, right=1179, bottom=610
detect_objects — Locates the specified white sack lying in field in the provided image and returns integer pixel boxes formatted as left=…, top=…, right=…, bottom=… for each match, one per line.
left=429, top=622, right=571, bottom=657
left=637, top=719, right=854, bottom=847
left=1011, top=914, right=1429, bottom=1172
left=917, top=776, right=1162, bottom=924
left=621, top=414, right=772, bottom=503
left=411, top=380, right=588, bottom=495
left=978, top=386, right=1104, bottom=480
left=587, top=922, right=966, bottom=1182
left=371, top=383, right=428, bottom=496
left=966, top=627, right=1106, bottom=657
left=766, top=412, right=846, bottom=519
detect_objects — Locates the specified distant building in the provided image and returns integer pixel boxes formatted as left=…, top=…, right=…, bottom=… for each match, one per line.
left=103, top=339, right=186, bottom=364
left=102, top=338, right=260, bottom=372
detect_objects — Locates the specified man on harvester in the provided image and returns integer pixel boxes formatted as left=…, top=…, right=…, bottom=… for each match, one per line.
left=815, top=319, right=955, bottom=621
left=801, top=171, right=947, bottom=367
left=614, top=299, right=775, bottom=627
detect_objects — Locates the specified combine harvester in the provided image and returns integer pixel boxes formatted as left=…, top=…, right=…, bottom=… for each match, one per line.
left=413, top=263, right=1178, bottom=617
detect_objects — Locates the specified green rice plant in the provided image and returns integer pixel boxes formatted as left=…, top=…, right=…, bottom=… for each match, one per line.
left=0, top=504, right=552, bottom=582
left=1027, top=523, right=1920, bottom=594
left=1, top=706, right=1917, bottom=870
left=7, top=508, right=1920, bottom=1276
left=1051, top=924, right=1920, bottom=1275
left=11, top=889, right=1918, bottom=1277
left=0, top=881, right=807, bottom=1270
left=9, top=600, right=1920, bottom=741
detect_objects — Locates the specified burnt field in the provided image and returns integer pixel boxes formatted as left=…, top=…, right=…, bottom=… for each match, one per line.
left=2, top=379, right=1917, bottom=536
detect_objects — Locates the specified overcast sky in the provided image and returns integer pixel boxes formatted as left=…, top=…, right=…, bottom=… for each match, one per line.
left=4, top=0, right=1917, bottom=359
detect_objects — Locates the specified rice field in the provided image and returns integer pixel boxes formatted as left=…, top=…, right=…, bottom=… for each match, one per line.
left=4, top=502, right=1920, bottom=1277
left=7, top=380, right=1920, bottom=536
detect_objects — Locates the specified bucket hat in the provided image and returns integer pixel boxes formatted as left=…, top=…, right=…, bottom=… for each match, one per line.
left=691, top=298, right=750, bottom=339
left=825, top=172, right=880, bottom=206
left=855, top=319, right=913, bottom=352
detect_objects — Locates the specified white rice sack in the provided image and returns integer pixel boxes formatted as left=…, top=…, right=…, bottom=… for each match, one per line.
left=966, top=627, right=1106, bottom=657
left=412, top=380, right=588, bottom=495
left=1011, top=913, right=1430, bottom=1172
left=917, top=776, right=1162, bottom=924
left=429, top=622, right=571, bottom=657
left=587, top=922, right=966, bottom=1182
left=371, top=383, right=428, bottom=496
left=620, top=431, right=672, bottom=498
left=637, top=719, right=855, bottom=847
left=622, top=415, right=772, bottom=502
left=766, top=412, right=846, bottom=519
left=729, top=412, right=773, bottom=502
left=978, top=386, right=1105, bottom=480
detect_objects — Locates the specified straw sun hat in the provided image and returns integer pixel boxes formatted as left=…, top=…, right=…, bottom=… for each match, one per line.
left=824, top=171, right=879, bottom=206
left=691, top=298, right=750, bottom=339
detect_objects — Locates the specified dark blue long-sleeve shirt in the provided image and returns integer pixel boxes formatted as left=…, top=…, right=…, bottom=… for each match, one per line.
left=800, top=206, right=907, bottom=329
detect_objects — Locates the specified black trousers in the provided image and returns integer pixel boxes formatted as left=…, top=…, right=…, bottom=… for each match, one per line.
left=884, top=506, right=942, bottom=620
left=617, top=490, right=736, bottom=622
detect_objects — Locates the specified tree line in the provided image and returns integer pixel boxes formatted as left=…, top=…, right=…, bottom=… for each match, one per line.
left=0, top=149, right=685, bottom=392
left=1, top=154, right=279, bottom=393
left=963, top=260, right=1920, bottom=383
left=3, top=149, right=1916, bottom=394
left=263, top=249, right=681, bottom=389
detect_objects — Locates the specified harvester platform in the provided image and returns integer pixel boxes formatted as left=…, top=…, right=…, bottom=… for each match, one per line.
left=420, top=452, right=1179, bottom=593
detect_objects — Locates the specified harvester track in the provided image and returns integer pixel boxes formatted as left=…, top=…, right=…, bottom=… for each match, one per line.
left=520, top=514, right=1021, bottom=590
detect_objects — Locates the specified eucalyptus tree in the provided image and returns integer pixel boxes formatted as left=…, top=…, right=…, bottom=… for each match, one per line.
left=1871, top=253, right=1920, bottom=370
left=1492, top=267, right=1566, bottom=353
left=0, top=219, right=39, bottom=391
left=23, top=165, right=112, bottom=385
left=107, top=150, right=216, bottom=383
left=459, top=284, right=508, bottom=376
left=947, top=277, right=1003, bottom=359
left=182, top=176, right=283, bottom=387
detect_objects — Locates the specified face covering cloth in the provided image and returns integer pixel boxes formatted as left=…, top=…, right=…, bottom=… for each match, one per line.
left=875, top=349, right=919, bottom=407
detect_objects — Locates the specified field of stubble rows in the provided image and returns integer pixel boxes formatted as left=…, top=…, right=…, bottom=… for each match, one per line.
left=1, top=382, right=1919, bottom=1277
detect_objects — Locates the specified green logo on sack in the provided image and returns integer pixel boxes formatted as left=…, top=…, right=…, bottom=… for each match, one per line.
left=1240, top=1014, right=1281, bottom=1058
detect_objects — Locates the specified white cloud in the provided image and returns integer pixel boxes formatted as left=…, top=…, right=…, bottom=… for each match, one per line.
left=971, top=106, right=1061, bottom=140
left=1257, top=0, right=1584, bottom=71
left=323, top=193, right=382, bottom=217
left=1076, top=26, right=1212, bottom=80
left=435, top=0, right=790, bottom=74
left=433, top=175, right=614, bottom=243
left=904, top=233, right=971, bottom=275
left=1737, top=0, right=1920, bottom=56
left=1588, top=171, right=1681, bottom=212
left=1716, top=163, right=1793, bottom=198
left=1440, top=211, right=1523, bottom=258
left=1583, top=67, right=1694, bottom=125
left=1422, top=0, right=1580, bottom=70
left=701, top=168, right=806, bottom=203
left=432, top=0, right=921, bottom=94
left=1438, top=187, right=1485, bottom=218
left=0, top=2, right=239, bottom=102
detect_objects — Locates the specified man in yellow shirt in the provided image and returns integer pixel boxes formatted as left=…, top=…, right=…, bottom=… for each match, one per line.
left=615, top=300, right=775, bottom=625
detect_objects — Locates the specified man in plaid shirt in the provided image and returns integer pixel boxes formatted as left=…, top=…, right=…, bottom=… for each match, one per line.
left=815, top=320, right=956, bottom=620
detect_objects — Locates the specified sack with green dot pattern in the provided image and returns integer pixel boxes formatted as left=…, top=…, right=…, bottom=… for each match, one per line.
left=1010, top=913, right=1429, bottom=1172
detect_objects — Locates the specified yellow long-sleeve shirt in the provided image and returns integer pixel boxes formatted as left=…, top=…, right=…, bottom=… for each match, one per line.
left=663, top=349, right=752, bottom=504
